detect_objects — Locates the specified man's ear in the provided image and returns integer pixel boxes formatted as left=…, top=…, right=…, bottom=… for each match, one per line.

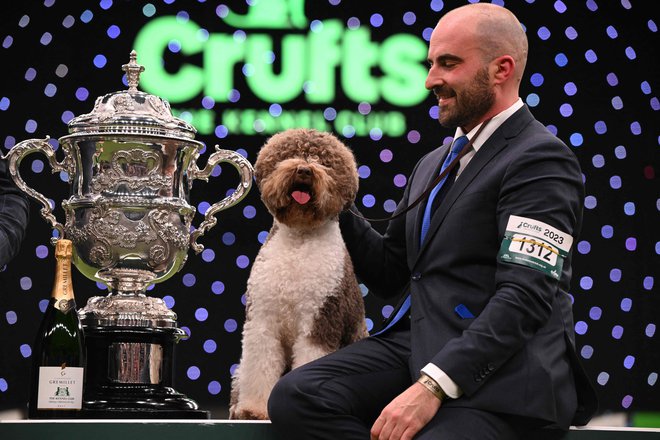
left=491, top=55, right=515, bottom=84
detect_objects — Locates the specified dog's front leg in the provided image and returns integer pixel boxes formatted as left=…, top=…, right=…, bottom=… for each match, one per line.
left=232, top=317, right=287, bottom=419
left=291, top=333, right=332, bottom=370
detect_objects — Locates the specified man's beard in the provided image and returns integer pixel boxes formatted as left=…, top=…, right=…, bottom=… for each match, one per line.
left=438, top=67, right=495, bottom=129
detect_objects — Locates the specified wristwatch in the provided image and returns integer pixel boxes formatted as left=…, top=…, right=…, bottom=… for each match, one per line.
left=417, top=373, right=448, bottom=401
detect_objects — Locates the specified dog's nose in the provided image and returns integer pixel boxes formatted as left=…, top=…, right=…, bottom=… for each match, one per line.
left=296, top=166, right=312, bottom=177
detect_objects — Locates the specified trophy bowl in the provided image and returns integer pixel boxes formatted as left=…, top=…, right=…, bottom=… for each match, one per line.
left=3, top=51, right=253, bottom=417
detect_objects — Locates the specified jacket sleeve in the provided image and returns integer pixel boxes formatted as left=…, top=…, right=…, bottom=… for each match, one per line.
left=337, top=160, right=426, bottom=299
left=0, top=159, right=30, bottom=267
left=431, top=135, right=584, bottom=396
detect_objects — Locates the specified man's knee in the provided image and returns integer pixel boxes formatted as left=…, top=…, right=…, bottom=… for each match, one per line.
left=268, top=369, right=312, bottom=423
left=268, top=373, right=292, bottom=421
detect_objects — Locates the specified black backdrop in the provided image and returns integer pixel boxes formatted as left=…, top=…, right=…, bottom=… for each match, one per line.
left=0, top=0, right=657, bottom=419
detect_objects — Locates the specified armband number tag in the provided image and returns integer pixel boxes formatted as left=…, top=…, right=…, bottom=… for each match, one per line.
left=497, top=215, right=573, bottom=280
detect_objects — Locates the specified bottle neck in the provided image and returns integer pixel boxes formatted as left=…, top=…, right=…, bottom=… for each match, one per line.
left=52, top=254, right=75, bottom=311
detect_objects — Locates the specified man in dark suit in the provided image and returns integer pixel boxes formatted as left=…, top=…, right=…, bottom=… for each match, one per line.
left=268, top=3, right=597, bottom=439
left=0, top=157, right=29, bottom=268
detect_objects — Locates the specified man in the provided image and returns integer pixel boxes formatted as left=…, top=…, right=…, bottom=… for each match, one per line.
left=268, top=3, right=597, bottom=439
left=0, top=157, right=29, bottom=268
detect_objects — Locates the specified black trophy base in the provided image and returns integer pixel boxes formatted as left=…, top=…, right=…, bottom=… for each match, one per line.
left=81, top=385, right=209, bottom=419
left=82, top=325, right=210, bottom=419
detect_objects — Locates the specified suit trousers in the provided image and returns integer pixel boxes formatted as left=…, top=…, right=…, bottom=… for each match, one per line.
left=268, top=318, right=568, bottom=440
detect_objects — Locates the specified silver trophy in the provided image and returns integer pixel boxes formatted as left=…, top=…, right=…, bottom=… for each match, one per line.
left=3, top=51, right=253, bottom=417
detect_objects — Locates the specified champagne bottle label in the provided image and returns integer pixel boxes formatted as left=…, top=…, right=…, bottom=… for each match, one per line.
left=55, top=298, right=76, bottom=314
left=36, top=365, right=84, bottom=410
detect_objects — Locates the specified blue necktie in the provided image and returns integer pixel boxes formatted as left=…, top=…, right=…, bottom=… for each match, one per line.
left=420, top=135, right=470, bottom=245
left=372, top=136, right=470, bottom=336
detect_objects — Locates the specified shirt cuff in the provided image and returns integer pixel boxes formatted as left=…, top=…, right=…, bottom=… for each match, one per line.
left=421, top=363, right=463, bottom=399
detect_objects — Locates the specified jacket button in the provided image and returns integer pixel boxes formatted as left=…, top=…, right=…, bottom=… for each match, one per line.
left=411, top=273, right=422, bottom=281
left=488, top=363, right=495, bottom=371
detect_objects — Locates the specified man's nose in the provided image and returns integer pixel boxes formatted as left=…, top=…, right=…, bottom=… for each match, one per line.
left=425, top=69, right=442, bottom=91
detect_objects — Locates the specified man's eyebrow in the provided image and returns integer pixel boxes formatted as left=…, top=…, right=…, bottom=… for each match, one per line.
left=429, top=54, right=463, bottom=64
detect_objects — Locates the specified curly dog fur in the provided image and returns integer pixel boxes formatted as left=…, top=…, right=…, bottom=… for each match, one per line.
left=229, top=128, right=368, bottom=420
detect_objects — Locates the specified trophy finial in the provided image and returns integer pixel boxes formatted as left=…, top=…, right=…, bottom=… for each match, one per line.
left=122, top=50, right=145, bottom=93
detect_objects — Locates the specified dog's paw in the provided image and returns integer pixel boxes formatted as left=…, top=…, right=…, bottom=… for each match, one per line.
left=232, top=406, right=269, bottom=420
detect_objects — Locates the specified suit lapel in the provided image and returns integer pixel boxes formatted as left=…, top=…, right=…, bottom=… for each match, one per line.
left=415, top=106, right=535, bottom=261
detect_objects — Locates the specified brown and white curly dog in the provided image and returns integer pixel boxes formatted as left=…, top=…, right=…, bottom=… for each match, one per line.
left=229, top=128, right=368, bottom=420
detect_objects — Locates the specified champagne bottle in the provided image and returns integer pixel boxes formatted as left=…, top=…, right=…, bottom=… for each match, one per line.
left=28, top=239, right=85, bottom=419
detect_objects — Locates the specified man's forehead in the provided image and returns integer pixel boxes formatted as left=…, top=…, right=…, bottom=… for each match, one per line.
left=428, top=26, right=479, bottom=57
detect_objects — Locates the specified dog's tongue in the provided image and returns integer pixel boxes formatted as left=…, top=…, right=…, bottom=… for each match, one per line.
left=291, top=190, right=311, bottom=205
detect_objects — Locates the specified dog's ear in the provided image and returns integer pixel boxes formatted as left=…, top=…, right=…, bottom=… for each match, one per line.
left=342, top=174, right=359, bottom=210
left=253, top=163, right=264, bottom=189
left=253, top=129, right=300, bottom=189
left=337, top=143, right=359, bottom=209
left=253, top=140, right=275, bottom=189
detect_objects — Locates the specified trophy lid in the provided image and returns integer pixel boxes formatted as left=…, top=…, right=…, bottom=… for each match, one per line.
left=66, top=51, right=197, bottom=140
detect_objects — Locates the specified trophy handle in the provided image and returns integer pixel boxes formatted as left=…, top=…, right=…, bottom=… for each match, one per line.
left=188, top=145, right=254, bottom=253
left=2, top=137, right=75, bottom=243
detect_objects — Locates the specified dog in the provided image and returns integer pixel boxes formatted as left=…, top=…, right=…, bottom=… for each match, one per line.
left=229, top=128, right=368, bottom=420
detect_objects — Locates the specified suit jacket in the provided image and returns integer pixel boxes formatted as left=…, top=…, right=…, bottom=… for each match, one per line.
left=340, top=106, right=597, bottom=428
left=0, top=158, right=29, bottom=267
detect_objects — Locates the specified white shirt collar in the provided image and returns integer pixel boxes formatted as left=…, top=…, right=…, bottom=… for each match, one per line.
left=453, top=98, right=524, bottom=151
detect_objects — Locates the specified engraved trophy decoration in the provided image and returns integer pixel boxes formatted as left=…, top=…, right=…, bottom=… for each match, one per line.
left=3, top=51, right=253, bottom=418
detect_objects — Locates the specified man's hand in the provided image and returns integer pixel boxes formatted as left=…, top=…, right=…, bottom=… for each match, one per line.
left=370, top=382, right=442, bottom=440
